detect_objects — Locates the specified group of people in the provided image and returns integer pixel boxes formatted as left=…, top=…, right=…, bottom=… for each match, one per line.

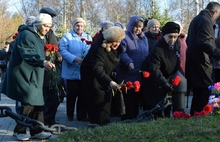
left=1, top=1, right=220, bottom=141
left=78, top=1, right=220, bottom=125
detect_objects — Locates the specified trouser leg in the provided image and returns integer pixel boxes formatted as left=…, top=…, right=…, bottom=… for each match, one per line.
left=14, top=104, right=34, bottom=134
left=43, top=87, right=60, bottom=125
left=66, top=80, right=78, bottom=119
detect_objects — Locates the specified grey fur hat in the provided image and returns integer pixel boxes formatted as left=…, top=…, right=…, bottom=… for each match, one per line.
left=100, top=20, right=114, bottom=28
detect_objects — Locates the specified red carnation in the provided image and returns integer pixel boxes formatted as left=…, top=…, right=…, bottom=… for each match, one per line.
left=183, top=113, right=190, bottom=119
left=143, top=71, right=150, bottom=78
left=156, top=36, right=162, bottom=40
left=120, top=85, right=127, bottom=93
left=200, top=111, right=206, bottom=116
left=194, top=111, right=205, bottom=117
left=172, top=76, right=181, bottom=87
left=44, top=44, right=53, bottom=52
left=12, top=32, right=19, bottom=39
left=85, top=40, right=93, bottom=45
left=133, top=81, right=140, bottom=92
left=126, top=81, right=133, bottom=89
left=173, top=111, right=181, bottom=119
left=81, top=38, right=86, bottom=42
left=203, top=104, right=212, bottom=115
left=193, top=112, right=200, bottom=117
left=53, top=45, right=59, bottom=52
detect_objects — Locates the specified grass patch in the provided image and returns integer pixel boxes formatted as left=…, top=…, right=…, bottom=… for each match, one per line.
left=49, top=115, right=220, bottom=142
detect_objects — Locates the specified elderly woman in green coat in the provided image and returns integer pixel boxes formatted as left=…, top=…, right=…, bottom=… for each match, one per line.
left=2, top=13, right=55, bottom=141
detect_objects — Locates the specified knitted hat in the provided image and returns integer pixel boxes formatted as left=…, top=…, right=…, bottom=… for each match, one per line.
left=100, top=20, right=114, bottom=28
left=162, top=22, right=180, bottom=35
left=33, top=13, right=52, bottom=26
left=146, top=19, right=160, bottom=29
left=72, top=17, right=86, bottom=27
left=25, top=16, right=35, bottom=25
left=40, top=7, right=57, bottom=17
left=103, top=26, right=125, bottom=42
left=114, top=22, right=124, bottom=29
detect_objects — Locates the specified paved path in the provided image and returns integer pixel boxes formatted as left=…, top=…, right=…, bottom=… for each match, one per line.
left=0, top=94, right=89, bottom=142
left=0, top=93, right=192, bottom=142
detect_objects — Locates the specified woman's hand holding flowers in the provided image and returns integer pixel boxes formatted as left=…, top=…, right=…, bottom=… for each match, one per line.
left=163, top=82, right=173, bottom=92
left=43, top=60, right=55, bottom=71
left=110, top=81, right=119, bottom=90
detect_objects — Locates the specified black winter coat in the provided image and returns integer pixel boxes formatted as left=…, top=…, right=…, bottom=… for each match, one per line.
left=145, top=31, right=162, bottom=52
left=43, top=29, right=62, bottom=87
left=80, top=36, right=122, bottom=125
left=142, top=37, right=180, bottom=108
left=186, top=9, right=220, bottom=88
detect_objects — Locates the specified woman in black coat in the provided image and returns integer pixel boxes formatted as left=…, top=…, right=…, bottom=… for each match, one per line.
left=142, top=22, right=181, bottom=118
left=80, top=26, right=125, bottom=125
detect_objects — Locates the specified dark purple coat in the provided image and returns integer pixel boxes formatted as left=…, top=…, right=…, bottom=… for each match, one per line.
left=116, top=16, right=149, bottom=83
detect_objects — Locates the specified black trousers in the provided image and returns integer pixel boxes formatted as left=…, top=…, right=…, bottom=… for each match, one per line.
left=66, top=80, right=87, bottom=120
left=172, top=92, right=185, bottom=112
left=190, top=87, right=210, bottom=116
left=214, top=69, right=220, bottom=82
left=121, top=89, right=140, bottom=121
left=14, top=104, right=44, bottom=136
left=43, top=86, right=60, bottom=125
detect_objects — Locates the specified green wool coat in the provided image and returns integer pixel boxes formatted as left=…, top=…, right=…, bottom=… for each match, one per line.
left=2, top=25, right=46, bottom=105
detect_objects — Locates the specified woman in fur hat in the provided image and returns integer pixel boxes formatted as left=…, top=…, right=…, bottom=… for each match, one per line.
left=80, top=26, right=125, bottom=125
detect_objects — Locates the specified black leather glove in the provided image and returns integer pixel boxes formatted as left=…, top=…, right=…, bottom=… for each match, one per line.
left=163, top=82, right=173, bottom=92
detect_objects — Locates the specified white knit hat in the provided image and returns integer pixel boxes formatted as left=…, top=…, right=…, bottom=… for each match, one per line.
left=72, top=17, right=86, bottom=27
left=33, top=13, right=52, bottom=25
left=146, top=19, right=160, bottom=29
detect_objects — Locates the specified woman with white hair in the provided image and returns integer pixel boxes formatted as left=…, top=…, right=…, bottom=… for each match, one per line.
left=59, top=17, right=92, bottom=122
left=2, top=13, right=54, bottom=141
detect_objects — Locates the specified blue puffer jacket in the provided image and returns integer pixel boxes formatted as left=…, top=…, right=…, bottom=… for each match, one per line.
left=59, top=30, right=92, bottom=80
left=116, top=15, right=149, bottom=83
